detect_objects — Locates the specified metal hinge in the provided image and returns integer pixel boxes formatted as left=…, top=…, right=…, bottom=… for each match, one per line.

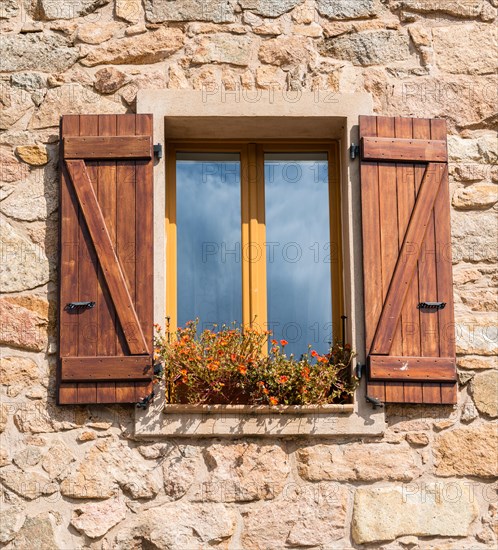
left=136, top=390, right=155, bottom=409
left=366, top=394, right=384, bottom=409
left=153, top=143, right=163, bottom=160
left=350, top=143, right=360, bottom=160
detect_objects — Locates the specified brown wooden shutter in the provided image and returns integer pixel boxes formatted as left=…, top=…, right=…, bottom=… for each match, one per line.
left=360, top=115, right=457, bottom=404
left=58, top=114, right=154, bottom=404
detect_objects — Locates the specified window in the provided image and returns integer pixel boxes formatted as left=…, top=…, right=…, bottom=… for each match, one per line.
left=166, top=142, right=343, bottom=357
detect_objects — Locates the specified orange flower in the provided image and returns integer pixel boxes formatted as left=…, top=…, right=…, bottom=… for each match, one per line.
left=318, top=356, right=328, bottom=363
left=271, top=339, right=278, bottom=345
left=310, top=350, right=318, bottom=358
left=238, top=365, right=247, bottom=375
left=230, top=353, right=237, bottom=363
left=302, top=367, right=310, bottom=380
left=269, top=396, right=278, bottom=405
left=280, top=339, right=288, bottom=346
left=279, top=375, right=289, bottom=384
left=180, top=369, right=188, bottom=376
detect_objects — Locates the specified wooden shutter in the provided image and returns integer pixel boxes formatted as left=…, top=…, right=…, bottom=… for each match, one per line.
left=58, top=114, right=154, bottom=404
left=360, top=115, right=457, bottom=404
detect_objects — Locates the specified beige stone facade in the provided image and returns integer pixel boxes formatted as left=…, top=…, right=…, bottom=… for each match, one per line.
left=0, top=0, right=497, bottom=548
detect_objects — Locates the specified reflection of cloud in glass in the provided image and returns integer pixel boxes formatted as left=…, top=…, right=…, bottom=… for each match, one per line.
left=177, top=157, right=242, bottom=329
left=265, top=159, right=332, bottom=357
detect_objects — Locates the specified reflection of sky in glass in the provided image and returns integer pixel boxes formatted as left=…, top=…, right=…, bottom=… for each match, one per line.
left=177, top=154, right=242, bottom=330
left=265, top=155, right=332, bottom=357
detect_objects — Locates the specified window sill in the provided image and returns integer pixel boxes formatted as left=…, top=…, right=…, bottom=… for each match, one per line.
left=134, top=381, right=385, bottom=438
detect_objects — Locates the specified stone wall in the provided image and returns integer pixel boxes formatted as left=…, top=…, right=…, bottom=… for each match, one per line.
left=1, top=0, right=497, bottom=548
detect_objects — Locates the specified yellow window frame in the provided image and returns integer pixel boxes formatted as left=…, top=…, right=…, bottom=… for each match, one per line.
left=165, top=140, right=344, bottom=341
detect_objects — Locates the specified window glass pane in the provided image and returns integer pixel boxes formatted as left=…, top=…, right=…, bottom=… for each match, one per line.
left=176, top=153, right=242, bottom=330
left=265, top=153, right=333, bottom=357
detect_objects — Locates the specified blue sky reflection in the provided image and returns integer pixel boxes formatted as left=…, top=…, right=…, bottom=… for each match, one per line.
left=176, top=154, right=242, bottom=330
left=265, top=155, right=332, bottom=357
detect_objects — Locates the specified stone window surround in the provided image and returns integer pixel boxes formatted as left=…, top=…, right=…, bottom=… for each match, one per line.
left=135, top=89, right=385, bottom=437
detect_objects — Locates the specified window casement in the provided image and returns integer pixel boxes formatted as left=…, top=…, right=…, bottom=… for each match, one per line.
left=165, top=141, right=344, bottom=357
left=57, top=104, right=457, bottom=417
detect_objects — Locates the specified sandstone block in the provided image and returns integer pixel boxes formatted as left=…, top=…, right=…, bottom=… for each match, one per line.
left=398, top=0, right=497, bottom=22
left=31, top=84, right=125, bottom=129
left=7, top=514, right=56, bottom=550
left=145, top=0, right=236, bottom=23
left=162, top=446, right=199, bottom=500
left=242, top=483, right=348, bottom=549
left=239, top=0, right=302, bottom=17
left=42, top=441, right=76, bottom=480
left=458, top=356, right=497, bottom=370
left=296, top=442, right=421, bottom=482
left=366, top=73, right=498, bottom=133
left=111, top=502, right=236, bottom=549
left=321, top=30, right=411, bottom=65
left=71, top=498, right=127, bottom=538
left=0, top=87, right=34, bottom=131
left=13, top=446, right=42, bottom=470
left=433, top=24, right=498, bottom=75
left=406, top=432, right=430, bottom=446
left=10, top=72, right=46, bottom=92
left=187, top=34, right=252, bottom=66
left=0, top=0, right=19, bottom=19
left=81, top=26, right=184, bottom=66
left=0, top=357, right=39, bottom=397
left=76, top=21, right=122, bottom=44
left=316, top=0, right=376, bottom=19
left=61, top=437, right=160, bottom=499
left=0, top=300, right=48, bottom=352
left=15, top=145, right=48, bottom=166
left=94, top=67, right=127, bottom=94
left=0, top=468, right=57, bottom=500
left=471, top=370, right=498, bottom=417
left=452, top=184, right=498, bottom=210
left=199, top=442, right=290, bottom=502
left=35, top=0, right=109, bottom=20
left=352, top=482, right=479, bottom=544
left=0, top=149, right=29, bottom=186
left=115, top=0, right=144, bottom=23
left=258, top=35, right=310, bottom=66
left=434, top=423, right=498, bottom=478
left=452, top=212, right=498, bottom=264
left=0, top=507, right=25, bottom=544
left=256, top=65, right=286, bottom=89
left=0, top=33, right=78, bottom=73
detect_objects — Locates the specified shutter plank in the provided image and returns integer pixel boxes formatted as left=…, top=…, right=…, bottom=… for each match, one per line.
left=369, top=356, right=456, bottom=381
left=58, top=115, right=80, bottom=405
left=359, top=116, right=383, bottom=356
left=62, top=357, right=151, bottom=381
left=419, top=121, right=442, bottom=404
left=76, top=115, right=99, bottom=404
left=376, top=117, right=404, bottom=403
left=371, top=162, right=445, bottom=355
left=361, top=116, right=457, bottom=405
left=58, top=114, right=154, bottom=404
left=134, top=114, right=155, bottom=401
left=64, top=136, right=152, bottom=159
left=361, top=137, right=447, bottom=162
left=116, top=114, right=139, bottom=403
left=96, top=114, right=118, bottom=404
left=431, top=119, right=455, bottom=359
left=66, top=160, right=149, bottom=355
